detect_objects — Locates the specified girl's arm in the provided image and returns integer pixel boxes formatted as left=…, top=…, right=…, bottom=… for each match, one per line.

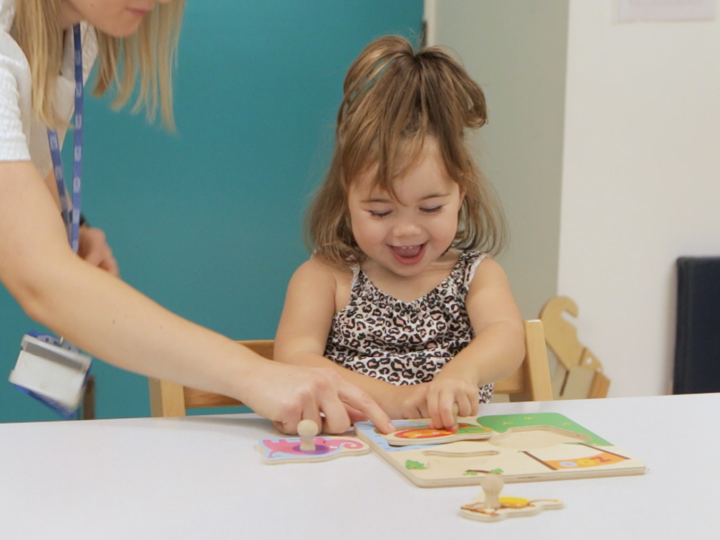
left=426, top=257, right=525, bottom=428
left=0, top=161, right=393, bottom=434
left=275, top=258, right=426, bottom=419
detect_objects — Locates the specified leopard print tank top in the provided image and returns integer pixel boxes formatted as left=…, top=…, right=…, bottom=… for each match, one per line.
left=324, top=251, right=494, bottom=403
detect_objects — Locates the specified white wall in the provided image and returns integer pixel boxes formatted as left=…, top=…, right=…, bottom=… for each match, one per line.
left=559, top=2, right=720, bottom=396
left=429, top=1, right=569, bottom=320
left=429, top=1, right=720, bottom=397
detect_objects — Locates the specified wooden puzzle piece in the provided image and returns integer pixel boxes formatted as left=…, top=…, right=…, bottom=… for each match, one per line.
left=383, top=421, right=493, bottom=446
left=258, top=420, right=369, bottom=465
left=459, top=472, right=563, bottom=522
left=297, top=419, right=318, bottom=451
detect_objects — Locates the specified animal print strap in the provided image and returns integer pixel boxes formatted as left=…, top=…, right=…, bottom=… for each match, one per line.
left=349, top=264, right=362, bottom=290
left=464, top=252, right=488, bottom=288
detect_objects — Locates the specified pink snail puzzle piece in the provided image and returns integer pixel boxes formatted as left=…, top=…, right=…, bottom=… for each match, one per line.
left=258, top=435, right=370, bottom=465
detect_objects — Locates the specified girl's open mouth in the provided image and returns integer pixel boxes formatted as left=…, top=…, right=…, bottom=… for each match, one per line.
left=390, top=243, right=426, bottom=265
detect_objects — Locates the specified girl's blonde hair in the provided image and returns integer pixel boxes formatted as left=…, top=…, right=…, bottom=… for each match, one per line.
left=306, top=35, right=507, bottom=266
left=15, top=0, right=185, bottom=130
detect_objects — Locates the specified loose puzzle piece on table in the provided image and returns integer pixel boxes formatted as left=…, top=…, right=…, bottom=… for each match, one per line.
left=258, top=435, right=369, bottom=464
left=460, top=495, right=564, bottom=522
left=460, top=473, right=563, bottom=522
left=355, top=413, right=646, bottom=487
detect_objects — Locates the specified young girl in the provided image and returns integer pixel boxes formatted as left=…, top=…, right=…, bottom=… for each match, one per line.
left=0, top=0, right=392, bottom=435
left=275, top=35, right=526, bottom=429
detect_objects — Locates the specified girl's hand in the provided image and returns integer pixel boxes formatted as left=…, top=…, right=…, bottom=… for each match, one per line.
left=383, top=383, right=430, bottom=419
left=78, top=225, right=119, bottom=276
left=425, top=373, right=479, bottom=429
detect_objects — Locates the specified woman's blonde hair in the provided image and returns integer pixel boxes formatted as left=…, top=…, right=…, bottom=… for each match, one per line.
left=15, top=0, right=185, bottom=130
left=306, top=35, right=507, bottom=266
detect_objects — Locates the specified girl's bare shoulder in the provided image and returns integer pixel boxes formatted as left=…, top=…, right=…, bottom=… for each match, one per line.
left=293, top=256, right=354, bottom=290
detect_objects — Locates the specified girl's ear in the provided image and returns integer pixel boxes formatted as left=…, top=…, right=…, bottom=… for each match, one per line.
left=457, top=187, right=467, bottom=219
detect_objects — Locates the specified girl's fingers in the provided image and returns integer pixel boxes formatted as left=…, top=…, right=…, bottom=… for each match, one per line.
left=428, top=389, right=454, bottom=429
left=456, top=392, right=474, bottom=418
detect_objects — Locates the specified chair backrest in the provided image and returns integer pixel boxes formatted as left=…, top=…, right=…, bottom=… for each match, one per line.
left=148, top=340, right=273, bottom=417
left=493, top=319, right=553, bottom=401
left=539, top=296, right=610, bottom=399
left=674, top=257, right=720, bottom=394
left=147, top=321, right=552, bottom=417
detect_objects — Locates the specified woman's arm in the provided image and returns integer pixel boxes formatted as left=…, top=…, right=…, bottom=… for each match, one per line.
left=0, top=161, right=393, bottom=434
left=426, top=257, right=525, bottom=428
left=77, top=224, right=119, bottom=276
left=274, top=258, right=427, bottom=419
left=41, top=169, right=119, bottom=276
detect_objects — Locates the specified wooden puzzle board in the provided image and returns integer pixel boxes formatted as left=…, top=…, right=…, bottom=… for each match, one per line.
left=354, top=413, right=646, bottom=488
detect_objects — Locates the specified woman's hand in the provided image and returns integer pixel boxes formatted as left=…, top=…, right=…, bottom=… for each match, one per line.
left=78, top=225, right=119, bottom=276
left=240, top=359, right=395, bottom=436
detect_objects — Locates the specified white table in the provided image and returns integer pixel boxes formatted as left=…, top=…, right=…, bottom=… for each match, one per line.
left=1, top=394, right=718, bottom=539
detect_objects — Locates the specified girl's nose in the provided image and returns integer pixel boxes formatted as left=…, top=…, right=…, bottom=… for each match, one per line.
left=393, top=219, right=421, bottom=237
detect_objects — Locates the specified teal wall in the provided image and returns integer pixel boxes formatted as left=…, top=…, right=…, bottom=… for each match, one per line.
left=0, top=1, right=423, bottom=422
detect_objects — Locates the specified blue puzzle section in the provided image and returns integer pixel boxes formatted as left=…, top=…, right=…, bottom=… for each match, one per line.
left=354, top=420, right=441, bottom=452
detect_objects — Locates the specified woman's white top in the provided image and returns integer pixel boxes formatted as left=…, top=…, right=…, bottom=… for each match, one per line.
left=0, top=0, right=97, bottom=178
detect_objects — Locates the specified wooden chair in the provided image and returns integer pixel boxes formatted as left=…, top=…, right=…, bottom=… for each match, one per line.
left=148, top=340, right=273, bottom=417
left=80, top=375, right=96, bottom=420
left=493, top=319, right=553, bottom=401
left=539, top=296, right=610, bottom=399
left=148, top=320, right=552, bottom=417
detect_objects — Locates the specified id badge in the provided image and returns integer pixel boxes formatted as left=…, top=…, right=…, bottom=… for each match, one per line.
left=9, top=334, right=92, bottom=417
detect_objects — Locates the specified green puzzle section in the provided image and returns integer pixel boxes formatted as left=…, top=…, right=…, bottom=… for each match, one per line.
left=476, top=413, right=612, bottom=446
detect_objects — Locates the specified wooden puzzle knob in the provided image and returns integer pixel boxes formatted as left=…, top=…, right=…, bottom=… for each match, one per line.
left=480, top=472, right=504, bottom=509
left=297, top=419, right=318, bottom=452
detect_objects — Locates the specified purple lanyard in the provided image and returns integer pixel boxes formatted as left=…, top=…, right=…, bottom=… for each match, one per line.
left=47, top=24, right=84, bottom=254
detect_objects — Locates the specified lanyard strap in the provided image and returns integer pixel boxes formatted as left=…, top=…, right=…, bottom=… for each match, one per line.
left=47, top=24, right=84, bottom=254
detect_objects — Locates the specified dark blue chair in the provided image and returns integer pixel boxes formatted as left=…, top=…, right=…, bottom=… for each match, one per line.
left=674, top=257, right=720, bottom=394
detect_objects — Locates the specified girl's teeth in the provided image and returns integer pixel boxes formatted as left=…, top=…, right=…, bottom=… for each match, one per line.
left=395, top=245, right=421, bottom=257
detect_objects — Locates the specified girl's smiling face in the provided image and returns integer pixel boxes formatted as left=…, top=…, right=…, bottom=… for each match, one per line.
left=347, top=138, right=464, bottom=278
left=60, top=0, right=173, bottom=35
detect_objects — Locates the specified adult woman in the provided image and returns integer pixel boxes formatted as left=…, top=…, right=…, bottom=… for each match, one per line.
left=0, top=0, right=393, bottom=434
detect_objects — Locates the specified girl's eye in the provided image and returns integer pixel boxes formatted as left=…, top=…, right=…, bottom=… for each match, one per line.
left=421, top=206, right=442, bottom=214
left=369, top=210, right=391, bottom=218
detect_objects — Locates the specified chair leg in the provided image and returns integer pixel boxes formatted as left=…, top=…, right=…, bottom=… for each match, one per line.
left=81, top=375, right=96, bottom=420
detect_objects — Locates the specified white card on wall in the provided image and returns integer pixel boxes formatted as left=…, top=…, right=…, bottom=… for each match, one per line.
left=617, top=0, right=716, bottom=22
